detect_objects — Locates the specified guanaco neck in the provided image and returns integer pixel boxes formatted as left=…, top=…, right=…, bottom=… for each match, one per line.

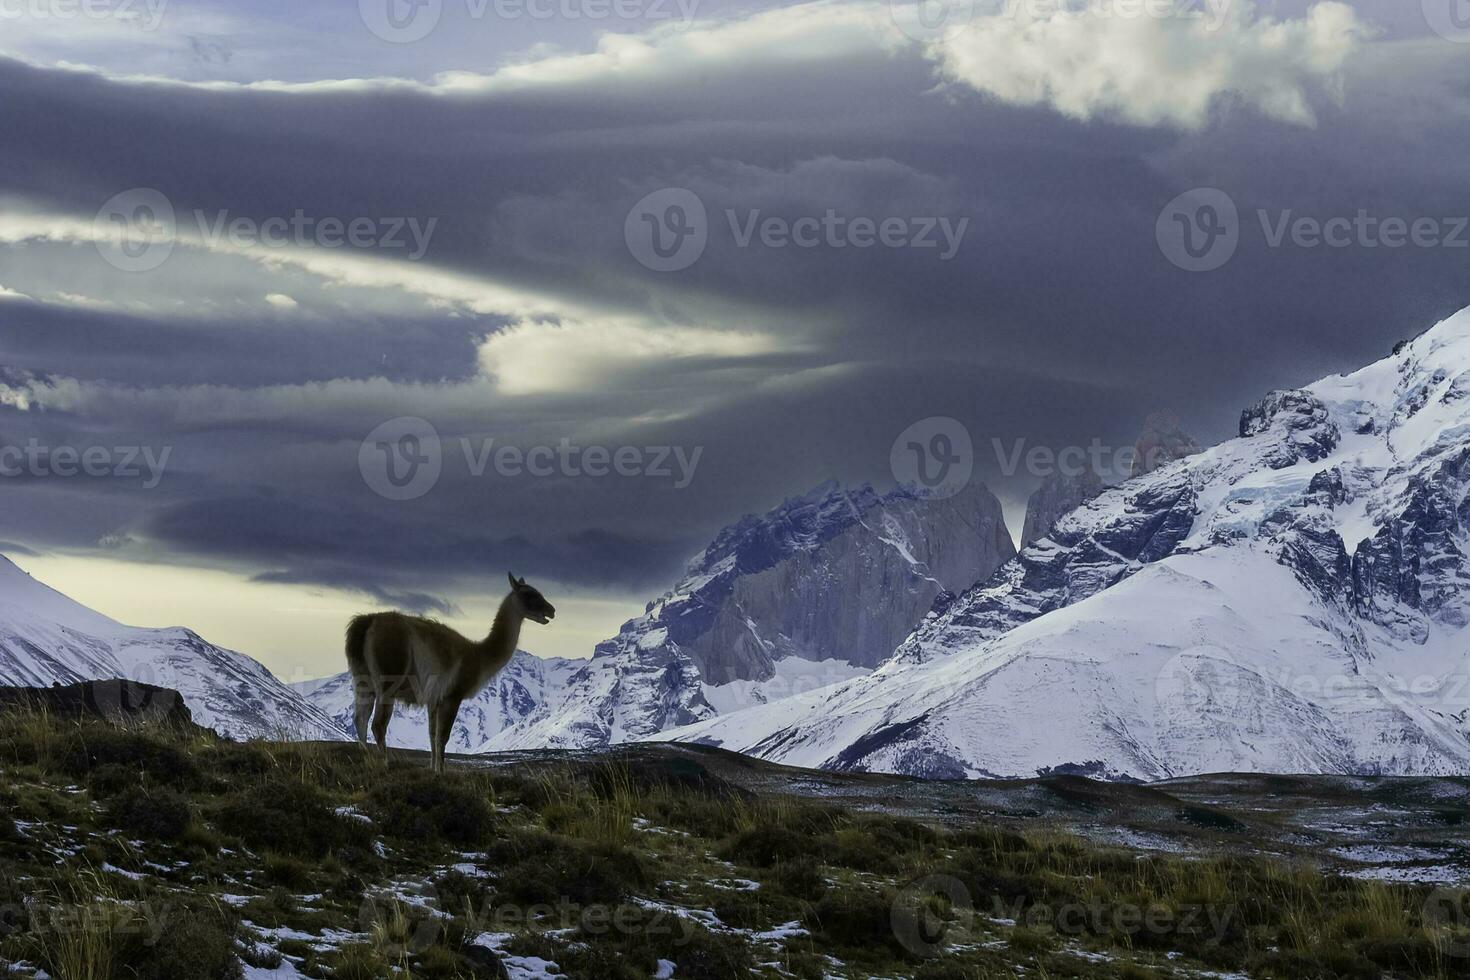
left=479, top=591, right=523, bottom=675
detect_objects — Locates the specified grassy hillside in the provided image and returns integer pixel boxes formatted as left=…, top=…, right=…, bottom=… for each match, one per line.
left=1, top=701, right=1469, bottom=979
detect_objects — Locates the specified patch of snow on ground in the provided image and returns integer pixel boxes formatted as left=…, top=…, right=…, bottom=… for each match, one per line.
left=472, top=932, right=562, bottom=979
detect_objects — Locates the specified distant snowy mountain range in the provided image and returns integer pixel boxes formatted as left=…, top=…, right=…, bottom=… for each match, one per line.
left=658, top=309, right=1470, bottom=779
left=7, top=307, right=1470, bottom=780
left=0, top=556, right=344, bottom=740
left=301, top=478, right=1015, bottom=753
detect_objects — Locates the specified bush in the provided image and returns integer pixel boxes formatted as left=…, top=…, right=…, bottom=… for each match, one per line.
left=829, top=818, right=937, bottom=874
left=0, top=866, right=29, bottom=939
left=85, top=764, right=136, bottom=798
left=498, top=839, right=650, bottom=907
left=367, top=770, right=494, bottom=847
left=720, top=825, right=816, bottom=868
left=262, top=854, right=314, bottom=890
left=670, top=924, right=755, bottom=980
left=61, top=728, right=199, bottom=787
left=107, top=786, right=193, bottom=841
left=765, top=856, right=828, bottom=902
left=434, top=868, right=486, bottom=915
left=116, top=901, right=242, bottom=980
left=331, top=943, right=392, bottom=980
left=214, top=777, right=372, bottom=859
left=804, top=888, right=903, bottom=953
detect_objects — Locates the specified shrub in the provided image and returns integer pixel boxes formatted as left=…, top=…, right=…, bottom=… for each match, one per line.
left=1007, top=925, right=1054, bottom=957
left=765, top=856, right=828, bottom=902
left=367, top=770, right=493, bottom=847
left=804, top=888, right=905, bottom=953
left=118, top=902, right=243, bottom=980
left=61, top=728, right=199, bottom=787
left=214, top=777, right=372, bottom=859
left=106, top=785, right=193, bottom=841
left=262, top=854, right=314, bottom=890
left=670, top=924, right=755, bottom=980
left=720, top=825, right=816, bottom=869
left=1174, top=804, right=1244, bottom=832
left=827, top=817, right=938, bottom=874
left=498, top=839, right=650, bottom=907
left=434, top=868, right=485, bottom=915
left=0, top=866, right=29, bottom=940
left=914, top=961, right=991, bottom=980
left=331, top=943, right=392, bottom=980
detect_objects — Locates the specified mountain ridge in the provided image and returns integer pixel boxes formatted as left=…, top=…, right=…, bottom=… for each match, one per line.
left=0, top=554, right=346, bottom=740
left=656, top=308, right=1470, bottom=780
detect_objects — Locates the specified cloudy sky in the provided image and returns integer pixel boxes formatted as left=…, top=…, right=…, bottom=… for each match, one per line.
left=1, top=0, right=1468, bottom=678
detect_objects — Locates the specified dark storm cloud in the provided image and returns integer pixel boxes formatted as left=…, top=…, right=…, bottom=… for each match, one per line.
left=134, top=495, right=691, bottom=595
left=0, top=298, right=492, bottom=388
left=2, top=2, right=1469, bottom=609
left=251, top=569, right=460, bottom=617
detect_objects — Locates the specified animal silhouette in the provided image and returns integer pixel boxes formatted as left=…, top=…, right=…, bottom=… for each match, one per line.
left=344, top=574, right=556, bottom=772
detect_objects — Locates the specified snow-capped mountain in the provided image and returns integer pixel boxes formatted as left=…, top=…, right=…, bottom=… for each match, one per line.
left=482, top=479, right=1015, bottom=750
left=292, top=650, right=580, bottom=754
left=658, top=308, right=1470, bottom=780
left=0, top=555, right=345, bottom=740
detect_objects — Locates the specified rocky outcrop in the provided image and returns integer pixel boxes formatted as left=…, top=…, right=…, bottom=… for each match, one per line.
left=1239, top=389, right=1340, bottom=468
left=486, top=478, right=1016, bottom=750
left=890, top=464, right=1198, bottom=665
left=1020, top=468, right=1104, bottom=547
left=0, top=679, right=198, bottom=731
left=609, top=479, right=1017, bottom=686
left=1130, top=411, right=1201, bottom=477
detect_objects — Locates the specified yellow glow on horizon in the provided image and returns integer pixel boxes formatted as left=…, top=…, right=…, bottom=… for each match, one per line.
left=7, top=553, right=633, bottom=682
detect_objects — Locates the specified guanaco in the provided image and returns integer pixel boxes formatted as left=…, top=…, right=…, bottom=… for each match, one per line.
left=345, top=574, right=556, bottom=773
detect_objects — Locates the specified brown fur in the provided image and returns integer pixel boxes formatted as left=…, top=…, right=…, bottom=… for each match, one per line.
left=345, top=574, right=555, bottom=772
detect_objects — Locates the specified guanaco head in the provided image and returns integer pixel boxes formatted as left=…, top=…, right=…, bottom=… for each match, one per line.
left=507, top=573, right=556, bottom=625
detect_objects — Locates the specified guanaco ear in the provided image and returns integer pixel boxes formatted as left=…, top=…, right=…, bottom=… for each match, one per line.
left=508, top=572, right=518, bottom=589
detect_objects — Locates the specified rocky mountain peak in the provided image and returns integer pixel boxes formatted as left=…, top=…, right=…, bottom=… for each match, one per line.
left=1130, top=411, right=1202, bottom=478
